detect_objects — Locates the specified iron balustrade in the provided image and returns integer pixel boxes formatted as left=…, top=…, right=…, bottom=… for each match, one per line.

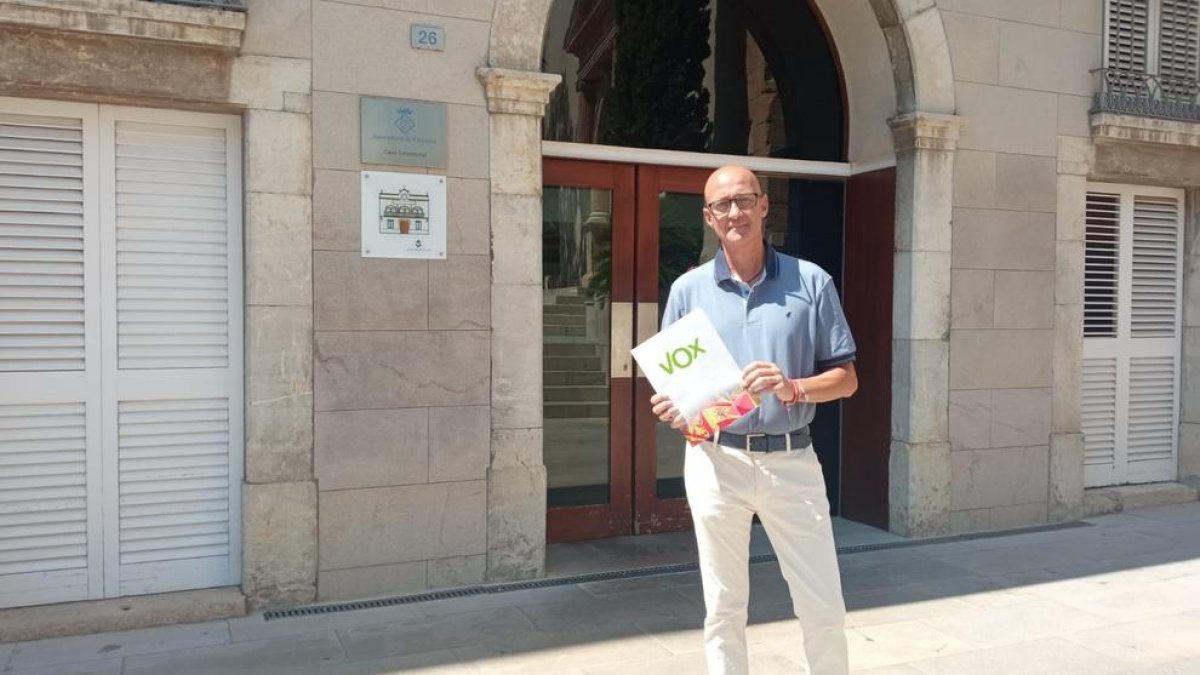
left=1092, top=67, right=1200, bottom=122
left=144, top=0, right=246, bottom=10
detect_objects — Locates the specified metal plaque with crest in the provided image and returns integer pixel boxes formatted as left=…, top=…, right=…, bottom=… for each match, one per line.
left=361, top=97, right=446, bottom=168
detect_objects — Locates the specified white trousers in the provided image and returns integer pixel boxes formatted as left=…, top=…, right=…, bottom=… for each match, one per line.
left=684, top=440, right=849, bottom=675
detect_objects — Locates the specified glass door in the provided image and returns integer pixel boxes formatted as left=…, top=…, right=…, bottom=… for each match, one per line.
left=543, top=161, right=710, bottom=541
left=543, top=160, right=635, bottom=541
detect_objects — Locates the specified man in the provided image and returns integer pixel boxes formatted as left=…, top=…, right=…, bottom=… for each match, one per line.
left=650, top=165, right=857, bottom=675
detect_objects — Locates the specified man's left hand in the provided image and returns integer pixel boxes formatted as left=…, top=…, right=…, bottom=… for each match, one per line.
left=742, top=361, right=794, bottom=402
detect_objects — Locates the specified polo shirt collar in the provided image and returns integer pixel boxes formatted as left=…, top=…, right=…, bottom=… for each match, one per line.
left=713, top=240, right=779, bottom=285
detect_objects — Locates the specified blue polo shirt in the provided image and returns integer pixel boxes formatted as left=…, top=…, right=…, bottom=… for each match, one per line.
left=661, top=244, right=856, bottom=435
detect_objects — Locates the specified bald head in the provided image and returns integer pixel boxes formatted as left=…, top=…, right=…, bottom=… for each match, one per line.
left=704, top=165, right=762, bottom=203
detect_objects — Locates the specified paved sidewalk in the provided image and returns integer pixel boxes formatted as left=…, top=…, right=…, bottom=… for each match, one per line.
left=3, top=503, right=1200, bottom=674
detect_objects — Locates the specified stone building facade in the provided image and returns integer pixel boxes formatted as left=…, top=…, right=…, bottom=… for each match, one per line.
left=0, top=0, right=1197, bottom=639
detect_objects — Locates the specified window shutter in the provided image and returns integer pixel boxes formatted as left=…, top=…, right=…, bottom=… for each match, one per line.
left=1081, top=358, right=1120, bottom=482
left=1130, top=195, right=1180, bottom=337
left=114, top=121, right=230, bottom=370
left=0, top=113, right=86, bottom=372
left=1158, top=0, right=1200, bottom=83
left=1085, top=191, right=1121, bottom=338
left=1082, top=184, right=1183, bottom=488
left=1107, top=0, right=1152, bottom=73
left=116, top=398, right=232, bottom=594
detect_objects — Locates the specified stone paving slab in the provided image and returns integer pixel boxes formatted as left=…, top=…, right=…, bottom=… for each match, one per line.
left=2, top=503, right=1199, bottom=674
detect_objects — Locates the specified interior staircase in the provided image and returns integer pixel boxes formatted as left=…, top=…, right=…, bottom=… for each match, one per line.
left=543, top=291, right=609, bottom=419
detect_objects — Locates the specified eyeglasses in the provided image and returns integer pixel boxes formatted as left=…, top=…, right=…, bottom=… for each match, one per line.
left=705, top=193, right=761, bottom=215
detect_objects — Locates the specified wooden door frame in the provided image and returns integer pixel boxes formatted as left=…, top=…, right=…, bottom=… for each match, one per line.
left=544, top=158, right=636, bottom=542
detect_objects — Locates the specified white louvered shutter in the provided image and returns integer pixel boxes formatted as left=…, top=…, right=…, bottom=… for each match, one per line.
left=1157, top=0, right=1200, bottom=86
left=0, top=102, right=103, bottom=609
left=100, top=109, right=242, bottom=596
left=1082, top=186, right=1183, bottom=488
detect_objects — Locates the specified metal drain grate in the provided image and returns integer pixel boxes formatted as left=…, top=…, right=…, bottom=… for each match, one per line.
left=262, top=519, right=1091, bottom=621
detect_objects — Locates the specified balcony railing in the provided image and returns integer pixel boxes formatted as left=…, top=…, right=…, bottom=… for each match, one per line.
left=1092, top=68, right=1200, bottom=123
left=145, top=0, right=246, bottom=10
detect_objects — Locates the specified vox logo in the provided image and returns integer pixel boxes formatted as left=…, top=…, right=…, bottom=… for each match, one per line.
left=658, top=339, right=706, bottom=374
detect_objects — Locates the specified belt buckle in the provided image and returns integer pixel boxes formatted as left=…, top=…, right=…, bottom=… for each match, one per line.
left=744, top=433, right=765, bottom=453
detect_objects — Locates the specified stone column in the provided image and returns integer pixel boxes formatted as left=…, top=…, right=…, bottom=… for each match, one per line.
left=232, top=56, right=318, bottom=608
left=477, top=67, right=561, bottom=581
left=1182, top=187, right=1200, bottom=489
left=887, top=112, right=967, bottom=537
left=1049, top=137, right=1092, bottom=521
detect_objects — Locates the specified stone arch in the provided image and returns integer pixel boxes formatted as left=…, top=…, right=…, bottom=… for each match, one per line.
left=487, top=0, right=955, bottom=118
left=477, top=0, right=964, bottom=576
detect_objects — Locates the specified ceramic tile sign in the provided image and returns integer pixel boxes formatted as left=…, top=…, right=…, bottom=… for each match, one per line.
left=361, top=96, right=446, bottom=168
left=361, top=171, right=446, bottom=259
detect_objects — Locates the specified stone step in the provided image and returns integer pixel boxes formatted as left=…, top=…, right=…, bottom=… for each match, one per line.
left=544, top=385, right=609, bottom=403
left=544, top=402, right=609, bottom=419
left=553, top=294, right=588, bottom=305
left=544, top=355, right=601, bottom=371
left=544, top=342, right=601, bottom=357
left=543, top=324, right=588, bottom=338
left=543, top=313, right=588, bottom=327
left=544, top=370, right=607, bottom=386
left=543, top=303, right=587, bottom=316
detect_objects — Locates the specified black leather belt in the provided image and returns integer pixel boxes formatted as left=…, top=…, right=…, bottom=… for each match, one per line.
left=713, top=427, right=811, bottom=453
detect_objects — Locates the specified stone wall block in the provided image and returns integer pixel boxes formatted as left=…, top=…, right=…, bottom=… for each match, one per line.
left=1061, top=0, right=1103, bottom=34
left=230, top=55, right=310, bottom=111
left=447, top=178, right=491, bottom=256
left=991, top=388, right=1052, bottom=447
left=490, top=193, right=543, bottom=285
left=942, top=11, right=998, bottom=84
left=314, top=331, right=490, bottom=411
left=428, top=555, right=487, bottom=589
left=1056, top=173, right=1088, bottom=241
left=893, top=251, right=951, bottom=340
left=488, top=114, right=544, bottom=196
left=989, top=502, right=1048, bottom=530
left=242, top=0, right=313, bottom=59
left=889, top=440, right=951, bottom=537
left=950, top=329, right=1053, bottom=390
left=246, top=192, right=312, bottom=307
left=994, top=271, right=1055, bottom=329
left=319, top=481, right=487, bottom=570
left=488, top=0, right=555, bottom=71
left=246, top=110, right=312, bottom=196
left=487, top=465, right=547, bottom=582
left=951, top=446, right=1049, bottom=510
left=447, top=104, right=491, bottom=180
left=998, top=22, right=1098, bottom=96
left=314, top=409, right=429, bottom=491
left=953, top=150, right=996, bottom=208
left=430, top=255, right=491, bottom=330
left=318, top=562, right=427, bottom=602
left=1052, top=303, right=1084, bottom=434
left=311, top=91, right=359, bottom=172
left=243, top=481, right=318, bottom=609
left=891, top=339, right=949, bottom=444
left=956, top=83, right=1057, bottom=156
left=1179, top=422, right=1200, bottom=482
left=1183, top=329, right=1200, bottom=424
left=952, top=209, right=1055, bottom=271
left=429, top=406, right=490, bottom=483
left=313, top=169, right=360, bottom=252
left=1055, top=241, right=1085, bottom=308
left=314, top=251, right=429, bottom=331
left=245, top=306, right=313, bottom=483
left=1049, top=432, right=1086, bottom=521
left=950, top=389, right=991, bottom=451
left=995, top=153, right=1057, bottom=213
left=313, top=2, right=489, bottom=105
left=491, top=427, right=543, bottom=469
left=950, top=269, right=994, bottom=329
left=491, top=284, right=542, bottom=430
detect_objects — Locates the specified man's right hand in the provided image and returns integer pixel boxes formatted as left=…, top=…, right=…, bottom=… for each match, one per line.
left=650, top=393, right=687, bottom=430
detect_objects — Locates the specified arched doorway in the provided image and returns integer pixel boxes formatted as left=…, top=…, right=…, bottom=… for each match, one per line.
left=479, top=0, right=962, bottom=562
